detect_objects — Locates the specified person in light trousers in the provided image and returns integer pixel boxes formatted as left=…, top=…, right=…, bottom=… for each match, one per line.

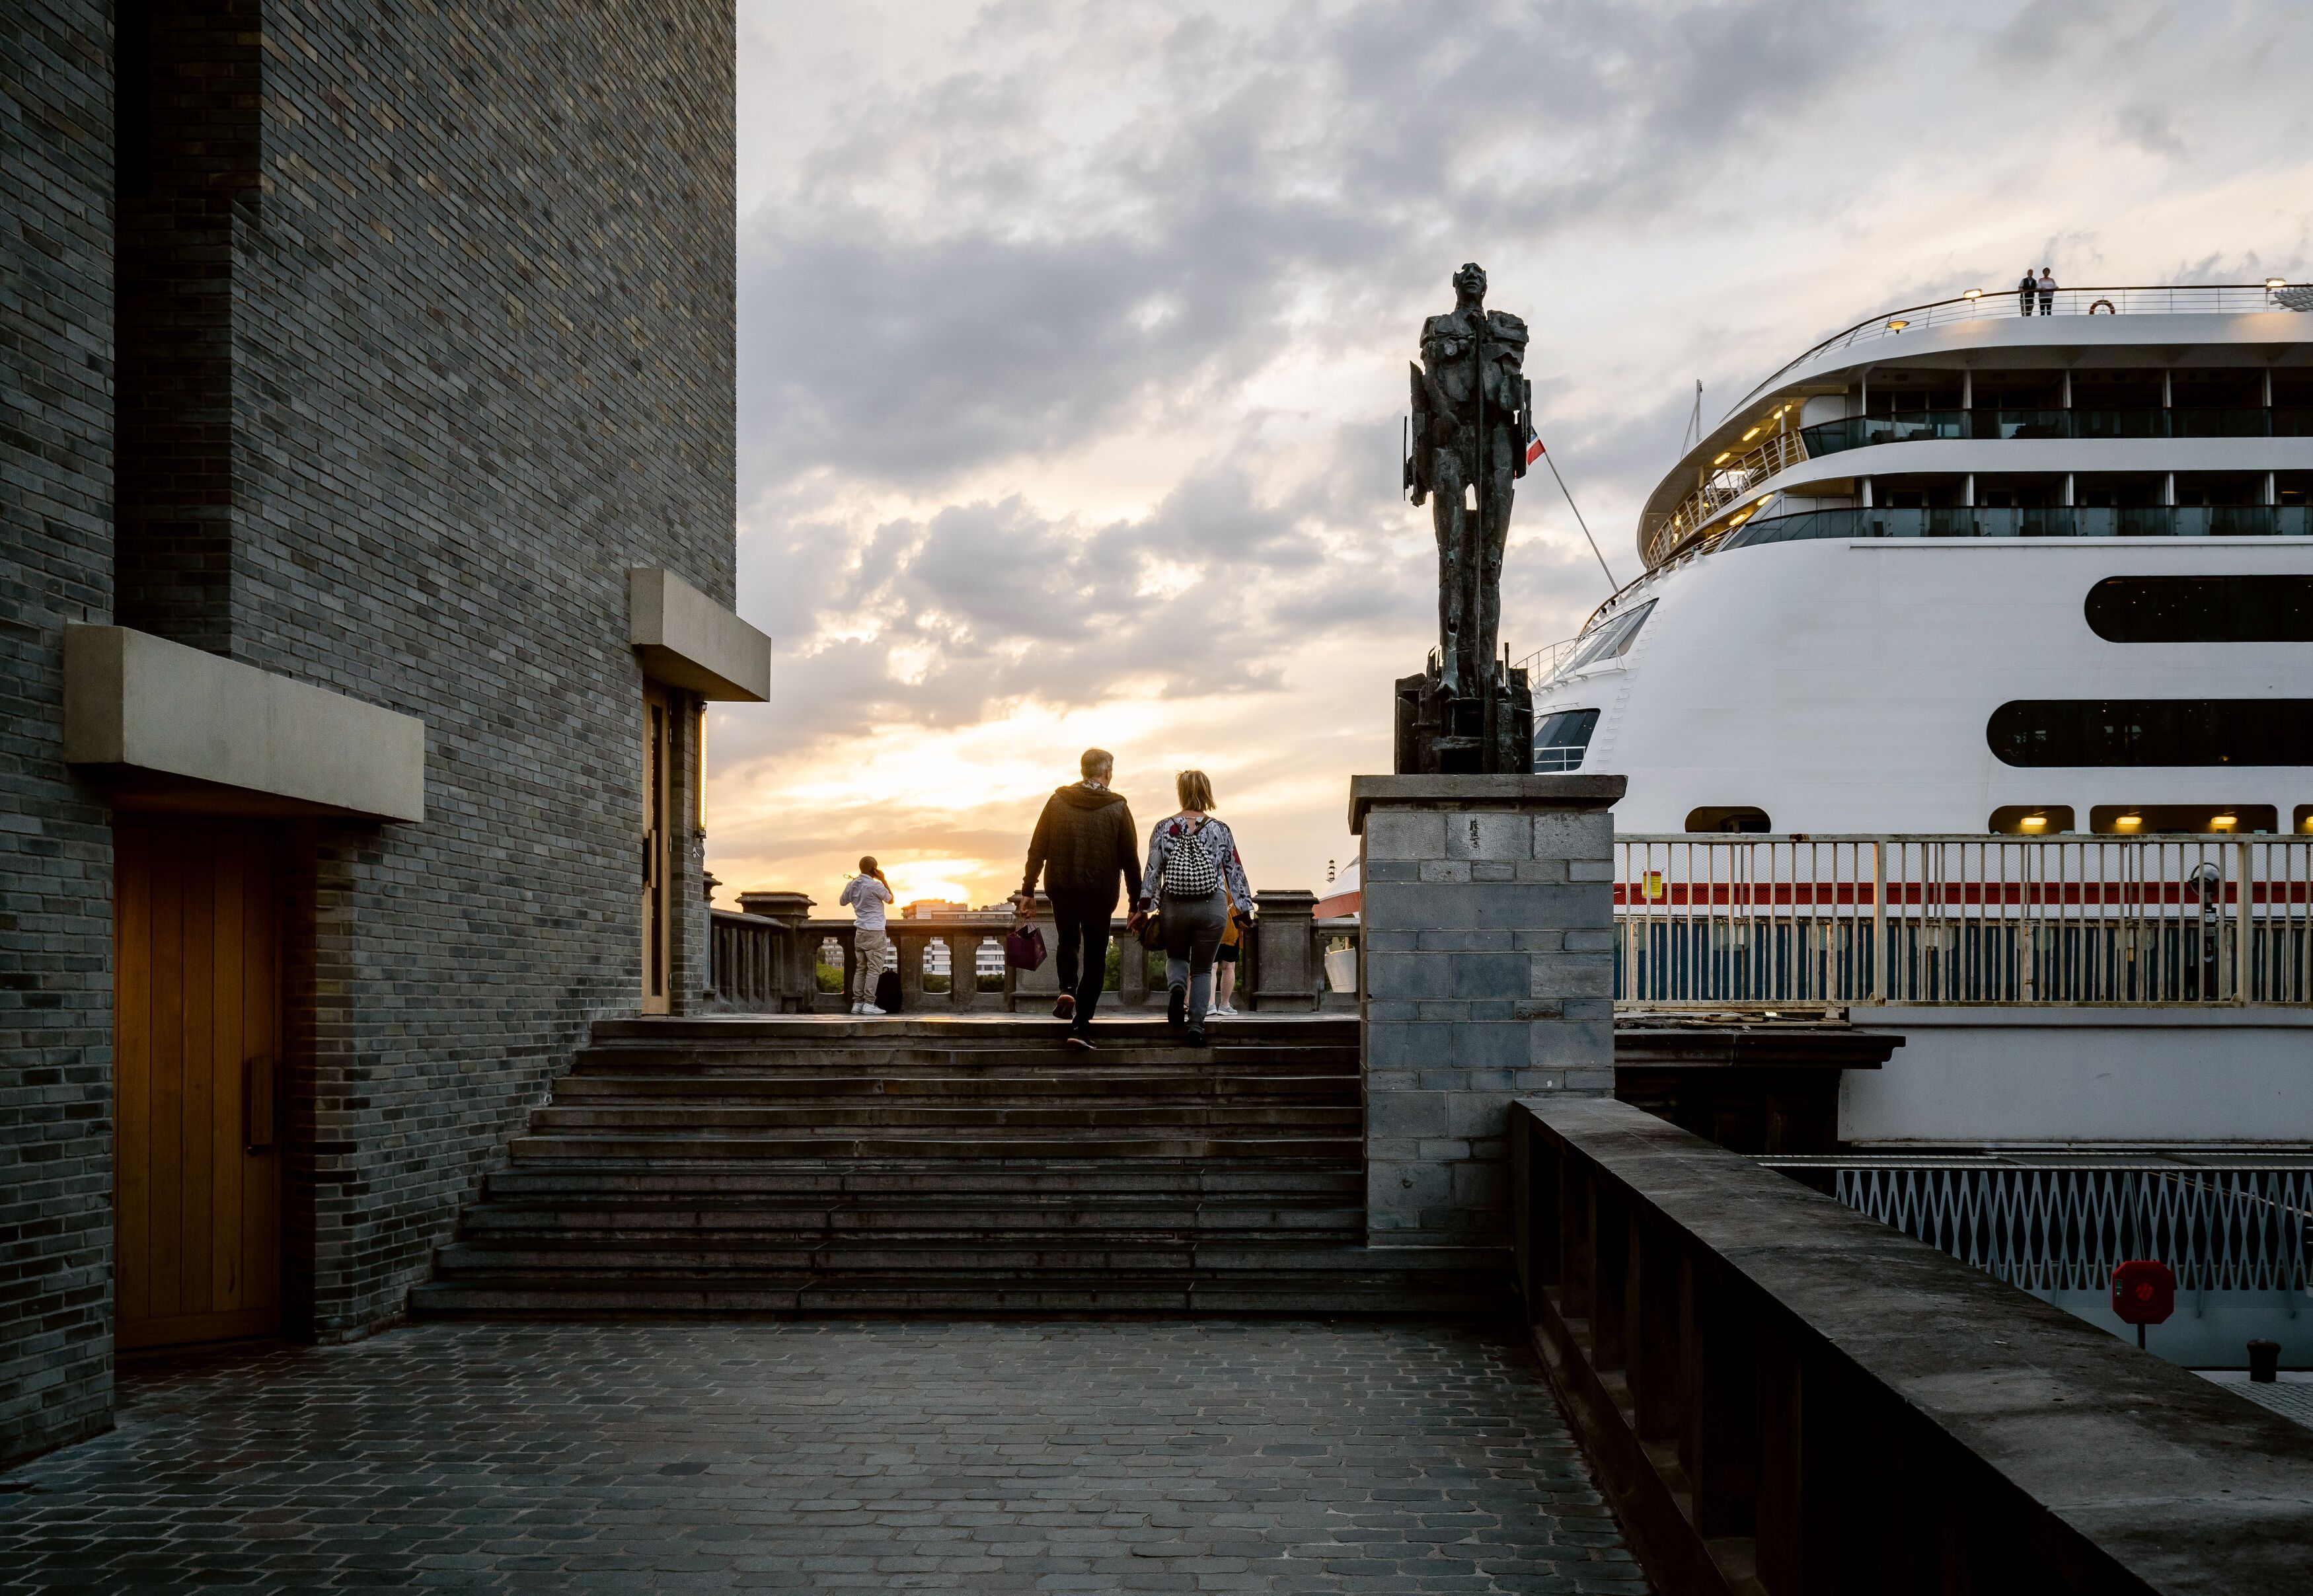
left=839, top=856, right=893, bottom=1015
left=1130, top=770, right=1253, bottom=1048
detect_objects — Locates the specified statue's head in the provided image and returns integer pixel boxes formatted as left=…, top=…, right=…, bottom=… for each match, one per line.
left=1452, top=262, right=1488, bottom=301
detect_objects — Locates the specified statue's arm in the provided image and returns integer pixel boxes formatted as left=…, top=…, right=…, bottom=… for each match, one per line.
left=1406, top=363, right=1430, bottom=504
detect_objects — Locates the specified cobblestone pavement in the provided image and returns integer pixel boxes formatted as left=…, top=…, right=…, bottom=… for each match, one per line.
left=0, top=1320, right=1649, bottom=1594
left=2199, top=1369, right=2313, bottom=1431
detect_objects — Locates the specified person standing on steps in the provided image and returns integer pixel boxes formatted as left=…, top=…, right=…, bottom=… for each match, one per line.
left=1210, top=880, right=1245, bottom=1017
left=1130, top=769, right=1254, bottom=1049
left=1017, top=747, right=1141, bottom=1052
left=839, top=856, right=894, bottom=1016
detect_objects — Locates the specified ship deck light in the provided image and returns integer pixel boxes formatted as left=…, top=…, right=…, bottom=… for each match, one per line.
left=1963, top=288, right=1983, bottom=301
left=1886, top=318, right=1910, bottom=331
left=2267, top=278, right=2288, bottom=289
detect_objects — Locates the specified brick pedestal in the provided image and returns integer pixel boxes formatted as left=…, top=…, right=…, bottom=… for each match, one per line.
left=1349, top=774, right=1626, bottom=1248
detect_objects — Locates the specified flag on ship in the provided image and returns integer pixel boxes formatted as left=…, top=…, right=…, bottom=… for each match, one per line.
left=1526, top=420, right=1545, bottom=467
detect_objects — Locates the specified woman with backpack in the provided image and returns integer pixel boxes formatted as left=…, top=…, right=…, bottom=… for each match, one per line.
left=1129, top=769, right=1253, bottom=1047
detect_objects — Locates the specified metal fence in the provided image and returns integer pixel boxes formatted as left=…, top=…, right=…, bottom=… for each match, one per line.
left=1761, top=1159, right=2313, bottom=1294
left=1615, top=835, right=2313, bottom=1007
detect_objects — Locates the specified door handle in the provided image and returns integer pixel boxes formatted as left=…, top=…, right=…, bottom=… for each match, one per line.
left=243, top=1055, right=278, bottom=1153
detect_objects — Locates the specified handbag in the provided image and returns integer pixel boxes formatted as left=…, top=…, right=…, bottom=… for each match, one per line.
left=1004, top=911, right=1047, bottom=971
left=1135, top=911, right=1163, bottom=952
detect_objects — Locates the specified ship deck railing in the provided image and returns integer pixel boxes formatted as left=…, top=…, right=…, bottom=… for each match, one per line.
left=1614, top=833, right=2313, bottom=1007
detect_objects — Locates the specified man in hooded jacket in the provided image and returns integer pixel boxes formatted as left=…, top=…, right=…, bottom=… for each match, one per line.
left=1018, top=747, right=1141, bottom=1049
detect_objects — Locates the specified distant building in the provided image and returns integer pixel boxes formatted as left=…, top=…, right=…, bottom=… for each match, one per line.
left=2, top=3, right=751, bottom=1465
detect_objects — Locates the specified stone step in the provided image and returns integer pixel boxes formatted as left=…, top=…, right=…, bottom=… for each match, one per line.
left=527, top=1104, right=1361, bottom=1133
left=552, top=1071, right=1356, bottom=1100
left=588, top=1017, right=1359, bottom=1047
left=509, top=1132, right=1365, bottom=1162
left=480, top=1162, right=1365, bottom=1201
left=459, top=1203, right=1363, bottom=1238
left=569, top=1045, right=1351, bottom=1069
left=409, top=1274, right=1508, bottom=1316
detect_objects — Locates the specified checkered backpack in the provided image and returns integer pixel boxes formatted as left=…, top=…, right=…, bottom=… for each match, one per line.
left=1160, top=818, right=1221, bottom=898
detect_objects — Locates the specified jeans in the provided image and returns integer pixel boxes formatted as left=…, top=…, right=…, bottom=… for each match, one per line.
left=1049, top=892, right=1114, bottom=1032
left=2037, top=293, right=2054, bottom=315
left=1160, top=888, right=1227, bottom=1029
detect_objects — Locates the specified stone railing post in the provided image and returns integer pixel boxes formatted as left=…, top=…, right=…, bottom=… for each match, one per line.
left=952, top=931, right=985, bottom=1010
left=1005, top=892, right=1060, bottom=1010
left=1246, top=889, right=1318, bottom=1012
left=1349, top=773, right=1624, bottom=1250
left=894, top=927, right=926, bottom=1008
left=736, top=891, right=814, bottom=1012
left=1118, top=917, right=1149, bottom=1008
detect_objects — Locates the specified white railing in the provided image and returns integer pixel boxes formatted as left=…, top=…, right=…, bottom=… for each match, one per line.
left=1733, top=284, right=2306, bottom=414
left=1642, top=429, right=1808, bottom=566
left=1614, top=834, right=2313, bottom=1008
left=1512, top=635, right=1581, bottom=683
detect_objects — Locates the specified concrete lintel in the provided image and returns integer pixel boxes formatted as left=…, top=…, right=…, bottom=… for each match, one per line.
left=629, top=567, right=771, bottom=701
left=64, top=625, right=426, bottom=821
left=1348, top=773, right=1627, bottom=833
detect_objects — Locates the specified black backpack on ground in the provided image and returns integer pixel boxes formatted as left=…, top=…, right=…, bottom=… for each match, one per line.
left=874, top=969, right=901, bottom=1012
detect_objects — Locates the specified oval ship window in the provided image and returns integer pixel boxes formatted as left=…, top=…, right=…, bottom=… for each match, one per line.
left=1534, top=708, right=1599, bottom=773
left=1685, top=806, right=1771, bottom=833
left=1989, top=806, right=2075, bottom=835
left=1987, top=699, right=2313, bottom=766
left=2086, top=576, right=2313, bottom=642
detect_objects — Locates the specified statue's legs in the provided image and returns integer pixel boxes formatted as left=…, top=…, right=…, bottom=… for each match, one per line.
left=1429, top=446, right=1466, bottom=697
left=1476, top=433, right=1515, bottom=675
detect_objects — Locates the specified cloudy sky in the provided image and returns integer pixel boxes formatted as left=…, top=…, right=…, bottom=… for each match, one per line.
left=708, top=0, right=2313, bottom=912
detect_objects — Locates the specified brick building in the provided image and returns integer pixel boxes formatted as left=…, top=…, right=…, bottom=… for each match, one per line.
left=3, top=1, right=757, bottom=1464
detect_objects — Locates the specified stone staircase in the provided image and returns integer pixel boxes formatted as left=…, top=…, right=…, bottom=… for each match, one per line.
left=410, top=1015, right=1509, bottom=1316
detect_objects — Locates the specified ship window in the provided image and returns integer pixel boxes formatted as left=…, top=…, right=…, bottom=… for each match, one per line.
left=1989, top=806, right=2074, bottom=835
left=2296, top=805, right=2313, bottom=834
left=1533, top=708, right=1599, bottom=773
left=2086, top=576, right=2313, bottom=642
left=2090, top=804, right=2277, bottom=835
left=1987, top=699, right=2313, bottom=766
left=1685, top=806, right=1771, bottom=833
left=1561, top=599, right=1657, bottom=674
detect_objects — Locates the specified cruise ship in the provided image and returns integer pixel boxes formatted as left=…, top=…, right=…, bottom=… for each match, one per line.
left=1508, top=284, right=2313, bottom=1366
left=1528, top=282, right=2313, bottom=836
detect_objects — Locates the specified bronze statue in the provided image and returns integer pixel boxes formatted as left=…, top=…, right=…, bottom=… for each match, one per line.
left=1408, top=262, right=1529, bottom=699
left=1397, top=262, right=1534, bottom=775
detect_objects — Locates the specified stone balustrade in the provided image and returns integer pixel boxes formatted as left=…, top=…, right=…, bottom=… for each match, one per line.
left=706, top=888, right=1359, bottom=1015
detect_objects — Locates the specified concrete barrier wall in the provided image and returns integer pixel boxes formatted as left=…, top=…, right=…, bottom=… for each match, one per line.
left=1841, top=1006, right=2313, bottom=1144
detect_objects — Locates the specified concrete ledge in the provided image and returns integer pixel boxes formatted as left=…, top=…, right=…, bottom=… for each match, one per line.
left=1513, top=1095, right=2313, bottom=1596
left=630, top=567, right=770, bottom=701
left=1348, top=773, right=1626, bottom=832
left=64, top=626, right=425, bottom=821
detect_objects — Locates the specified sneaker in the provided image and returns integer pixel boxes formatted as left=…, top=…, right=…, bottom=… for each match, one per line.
left=1052, top=993, right=1075, bottom=1022
left=1184, top=1027, right=1207, bottom=1048
left=849, top=1001, right=864, bottom=1014
left=859, top=1003, right=886, bottom=1016
left=1167, top=983, right=1187, bottom=1029
left=1064, top=1033, right=1095, bottom=1053
left=1209, top=1002, right=1236, bottom=1017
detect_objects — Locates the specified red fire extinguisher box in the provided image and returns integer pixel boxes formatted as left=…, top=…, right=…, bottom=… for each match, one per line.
left=2111, top=1259, right=2176, bottom=1326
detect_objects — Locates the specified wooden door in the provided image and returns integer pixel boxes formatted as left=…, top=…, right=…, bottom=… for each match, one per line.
left=642, top=682, right=673, bottom=1013
left=114, top=819, right=282, bottom=1349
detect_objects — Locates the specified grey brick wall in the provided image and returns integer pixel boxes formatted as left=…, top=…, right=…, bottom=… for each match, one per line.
left=3, top=0, right=738, bottom=1461
left=229, top=0, right=736, bottom=1340
left=1, top=0, right=116, bottom=1466
left=1353, top=777, right=1624, bottom=1250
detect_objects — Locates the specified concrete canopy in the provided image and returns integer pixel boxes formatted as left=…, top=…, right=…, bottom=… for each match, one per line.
left=63, top=626, right=426, bottom=821
left=628, top=567, right=771, bottom=701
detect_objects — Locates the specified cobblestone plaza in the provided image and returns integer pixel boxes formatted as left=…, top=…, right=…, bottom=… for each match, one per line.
left=0, top=1320, right=1647, bottom=1594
